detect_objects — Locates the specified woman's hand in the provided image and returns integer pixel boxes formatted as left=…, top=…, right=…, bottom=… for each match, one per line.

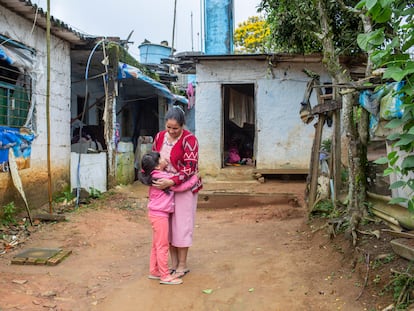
left=152, top=178, right=175, bottom=190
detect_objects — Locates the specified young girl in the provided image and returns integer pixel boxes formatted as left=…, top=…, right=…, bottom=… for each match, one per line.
left=139, top=151, right=198, bottom=285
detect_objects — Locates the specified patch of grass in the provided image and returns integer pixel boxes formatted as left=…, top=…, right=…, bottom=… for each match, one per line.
left=383, top=268, right=414, bottom=309
left=53, top=186, right=75, bottom=203
left=372, top=254, right=395, bottom=269
left=311, top=200, right=338, bottom=218
left=89, top=187, right=103, bottom=199
left=1, top=202, right=17, bottom=225
left=373, top=274, right=381, bottom=284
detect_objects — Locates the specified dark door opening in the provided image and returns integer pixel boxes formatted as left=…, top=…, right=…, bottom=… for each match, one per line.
left=222, top=84, right=255, bottom=168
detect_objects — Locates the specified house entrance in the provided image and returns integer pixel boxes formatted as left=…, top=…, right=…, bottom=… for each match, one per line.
left=222, top=84, right=255, bottom=168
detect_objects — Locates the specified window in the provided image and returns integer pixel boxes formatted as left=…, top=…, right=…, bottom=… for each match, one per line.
left=0, top=38, right=34, bottom=128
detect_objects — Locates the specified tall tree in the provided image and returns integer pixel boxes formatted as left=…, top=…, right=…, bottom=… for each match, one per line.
left=357, top=0, right=414, bottom=210
left=259, top=0, right=367, bottom=244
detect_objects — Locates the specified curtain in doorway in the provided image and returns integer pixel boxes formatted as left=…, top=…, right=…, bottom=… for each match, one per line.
left=228, top=88, right=254, bottom=128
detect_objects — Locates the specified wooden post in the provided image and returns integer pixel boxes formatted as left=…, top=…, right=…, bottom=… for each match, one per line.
left=332, top=108, right=341, bottom=202
left=307, top=82, right=324, bottom=211
left=308, top=114, right=326, bottom=210
left=104, top=44, right=118, bottom=188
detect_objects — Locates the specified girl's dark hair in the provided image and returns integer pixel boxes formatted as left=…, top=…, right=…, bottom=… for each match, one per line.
left=138, top=151, right=160, bottom=186
left=165, top=105, right=185, bottom=126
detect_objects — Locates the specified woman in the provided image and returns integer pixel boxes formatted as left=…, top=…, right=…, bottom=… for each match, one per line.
left=152, top=105, right=202, bottom=278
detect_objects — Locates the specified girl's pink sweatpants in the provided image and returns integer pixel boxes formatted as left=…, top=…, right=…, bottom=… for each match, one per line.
left=148, top=214, right=170, bottom=279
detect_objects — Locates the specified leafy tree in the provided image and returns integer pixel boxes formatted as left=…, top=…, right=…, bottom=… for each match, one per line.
left=258, top=0, right=362, bottom=55
left=358, top=0, right=414, bottom=210
left=234, top=16, right=272, bottom=54
left=259, top=0, right=369, bottom=245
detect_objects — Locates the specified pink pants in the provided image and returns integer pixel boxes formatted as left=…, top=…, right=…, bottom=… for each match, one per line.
left=148, top=214, right=169, bottom=279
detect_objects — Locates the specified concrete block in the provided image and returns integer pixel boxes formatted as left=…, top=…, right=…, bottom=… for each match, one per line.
left=391, top=238, right=414, bottom=261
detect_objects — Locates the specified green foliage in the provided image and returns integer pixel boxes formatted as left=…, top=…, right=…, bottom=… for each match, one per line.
left=89, top=187, right=103, bottom=199
left=311, top=199, right=343, bottom=219
left=258, top=0, right=362, bottom=54
left=357, top=0, right=414, bottom=210
left=53, top=187, right=75, bottom=203
left=371, top=254, right=395, bottom=269
left=321, top=139, right=332, bottom=153
left=1, top=202, right=17, bottom=225
left=383, top=268, right=414, bottom=309
left=341, top=168, right=349, bottom=183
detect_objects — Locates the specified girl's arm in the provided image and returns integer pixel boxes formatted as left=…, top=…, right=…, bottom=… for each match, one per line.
left=170, top=174, right=199, bottom=192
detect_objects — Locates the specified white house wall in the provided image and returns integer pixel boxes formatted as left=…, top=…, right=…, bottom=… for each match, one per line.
left=0, top=5, right=72, bottom=207
left=195, top=59, right=331, bottom=176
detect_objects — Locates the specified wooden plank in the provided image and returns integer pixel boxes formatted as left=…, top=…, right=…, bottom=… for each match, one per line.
left=10, top=257, right=26, bottom=265
left=311, top=100, right=342, bottom=114
left=382, top=229, right=414, bottom=239
left=11, top=249, right=71, bottom=266
left=308, top=114, right=326, bottom=211
left=47, top=250, right=72, bottom=266
left=332, top=109, right=341, bottom=202
left=252, top=169, right=308, bottom=175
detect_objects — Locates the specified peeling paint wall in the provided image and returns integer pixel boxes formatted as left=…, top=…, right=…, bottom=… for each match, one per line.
left=0, top=5, right=72, bottom=208
left=195, top=59, right=332, bottom=176
left=204, top=0, right=234, bottom=54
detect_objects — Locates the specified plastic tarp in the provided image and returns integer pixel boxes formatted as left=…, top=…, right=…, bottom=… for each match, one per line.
left=0, top=45, right=35, bottom=72
left=0, top=42, right=38, bottom=129
left=0, top=126, right=35, bottom=172
left=117, top=62, right=188, bottom=105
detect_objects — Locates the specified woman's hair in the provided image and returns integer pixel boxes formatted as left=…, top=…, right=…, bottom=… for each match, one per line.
left=165, top=105, right=186, bottom=126
left=138, top=151, right=160, bottom=186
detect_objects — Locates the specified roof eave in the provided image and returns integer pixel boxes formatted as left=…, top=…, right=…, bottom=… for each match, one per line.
left=0, top=0, right=90, bottom=46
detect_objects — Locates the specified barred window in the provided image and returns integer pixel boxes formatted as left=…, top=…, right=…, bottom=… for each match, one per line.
left=0, top=38, right=34, bottom=128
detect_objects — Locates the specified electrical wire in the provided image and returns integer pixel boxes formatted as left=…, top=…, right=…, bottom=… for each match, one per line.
left=75, top=38, right=106, bottom=208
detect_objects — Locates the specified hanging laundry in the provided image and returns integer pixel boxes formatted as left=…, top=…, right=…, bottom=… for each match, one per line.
left=186, top=82, right=195, bottom=109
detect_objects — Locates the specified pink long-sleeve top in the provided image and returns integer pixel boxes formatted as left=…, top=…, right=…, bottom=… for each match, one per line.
left=153, top=129, right=203, bottom=193
left=147, top=170, right=199, bottom=217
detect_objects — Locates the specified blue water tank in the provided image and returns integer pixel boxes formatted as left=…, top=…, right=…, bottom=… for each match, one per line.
left=204, top=0, right=234, bottom=54
left=138, top=42, right=172, bottom=64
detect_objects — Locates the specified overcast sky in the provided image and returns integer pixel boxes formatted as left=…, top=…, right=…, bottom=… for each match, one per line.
left=35, top=0, right=262, bottom=59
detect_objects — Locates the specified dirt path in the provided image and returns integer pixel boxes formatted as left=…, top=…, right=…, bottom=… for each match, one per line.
left=0, top=181, right=375, bottom=310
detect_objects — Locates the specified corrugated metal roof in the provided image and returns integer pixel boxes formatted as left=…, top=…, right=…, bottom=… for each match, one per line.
left=0, top=0, right=89, bottom=45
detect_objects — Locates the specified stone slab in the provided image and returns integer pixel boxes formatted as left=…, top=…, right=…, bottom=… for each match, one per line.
left=391, top=238, right=414, bottom=261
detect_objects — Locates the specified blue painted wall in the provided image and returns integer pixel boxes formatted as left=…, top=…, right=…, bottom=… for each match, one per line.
left=204, top=0, right=234, bottom=54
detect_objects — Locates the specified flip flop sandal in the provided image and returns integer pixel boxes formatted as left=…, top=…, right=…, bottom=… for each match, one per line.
left=160, top=277, right=183, bottom=285
left=173, top=269, right=190, bottom=278
left=148, top=275, right=161, bottom=280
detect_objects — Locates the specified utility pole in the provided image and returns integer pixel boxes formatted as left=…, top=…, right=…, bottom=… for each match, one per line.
left=191, top=11, right=194, bottom=51
left=46, top=0, right=52, bottom=214
left=171, top=0, right=177, bottom=56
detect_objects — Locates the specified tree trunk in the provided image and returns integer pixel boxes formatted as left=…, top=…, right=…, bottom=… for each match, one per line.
left=105, top=45, right=119, bottom=188
left=316, top=0, right=363, bottom=245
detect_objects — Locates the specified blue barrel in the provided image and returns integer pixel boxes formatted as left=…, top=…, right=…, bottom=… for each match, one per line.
left=204, top=0, right=234, bottom=54
left=138, top=43, right=172, bottom=64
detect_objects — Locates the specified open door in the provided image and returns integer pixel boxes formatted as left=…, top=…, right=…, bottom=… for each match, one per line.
left=222, top=84, right=255, bottom=168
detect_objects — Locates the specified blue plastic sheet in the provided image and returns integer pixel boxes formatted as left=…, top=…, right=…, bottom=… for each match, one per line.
left=118, top=62, right=188, bottom=105
left=359, top=81, right=405, bottom=135
left=0, top=126, right=35, bottom=172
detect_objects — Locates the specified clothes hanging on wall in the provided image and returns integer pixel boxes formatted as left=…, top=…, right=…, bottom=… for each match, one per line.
left=228, top=88, right=254, bottom=128
left=186, top=82, right=195, bottom=109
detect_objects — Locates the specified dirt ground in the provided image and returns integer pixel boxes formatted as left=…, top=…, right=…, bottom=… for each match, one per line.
left=0, top=178, right=406, bottom=311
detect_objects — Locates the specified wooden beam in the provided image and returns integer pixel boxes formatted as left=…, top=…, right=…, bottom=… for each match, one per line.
left=308, top=114, right=326, bottom=210
left=253, top=169, right=308, bottom=175
left=311, top=99, right=342, bottom=114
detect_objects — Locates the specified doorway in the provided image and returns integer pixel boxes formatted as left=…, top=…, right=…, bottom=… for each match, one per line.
left=222, top=84, right=255, bottom=167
